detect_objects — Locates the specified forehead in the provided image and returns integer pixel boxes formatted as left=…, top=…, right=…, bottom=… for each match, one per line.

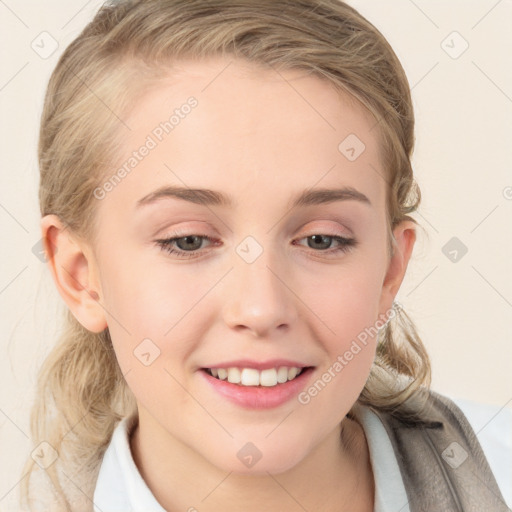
left=125, top=56, right=378, bottom=142
left=102, top=57, right=386, bottom=215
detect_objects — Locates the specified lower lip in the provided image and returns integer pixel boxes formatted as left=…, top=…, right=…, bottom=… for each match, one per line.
left=199, top=367, right=315, bottom=409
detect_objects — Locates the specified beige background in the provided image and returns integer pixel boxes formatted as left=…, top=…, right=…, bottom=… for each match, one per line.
left=1, top=0, right=511, bottom=509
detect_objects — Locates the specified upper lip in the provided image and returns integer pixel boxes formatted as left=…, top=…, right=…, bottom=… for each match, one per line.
left=201, top=359, right=314, bottom=371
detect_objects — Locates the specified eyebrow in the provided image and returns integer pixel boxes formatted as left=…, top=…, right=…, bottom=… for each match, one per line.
left=135, top=185, right=372, bottom=210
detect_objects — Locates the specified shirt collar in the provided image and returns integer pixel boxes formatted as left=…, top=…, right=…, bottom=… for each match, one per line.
left=93, top=414, right=166, bottom=511
left=352, top=405, right=411, bottom=512
left=93, top=407, right=409, bottom=512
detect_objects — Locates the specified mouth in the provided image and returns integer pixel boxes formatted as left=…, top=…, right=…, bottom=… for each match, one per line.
left=201, top=366, right=314, bottom=387
left=199, top=365, right=316, bottom=409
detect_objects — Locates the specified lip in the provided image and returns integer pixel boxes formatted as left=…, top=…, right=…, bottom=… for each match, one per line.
left=199, top=366, right=315, bottom=409
left=200, top=359, right=311, bottom=371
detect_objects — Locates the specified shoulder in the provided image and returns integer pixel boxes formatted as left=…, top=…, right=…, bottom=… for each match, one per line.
left=23, top=464, right=66, bottom=512
left=23, top=428, right=113, bottom=512
left=369, top=388, right=510, bottom=511
left=370, top=387, right=491, bottom=462
left=25, top=461, right=97, bottom=512
left=368, top=386, right=493, bottom=435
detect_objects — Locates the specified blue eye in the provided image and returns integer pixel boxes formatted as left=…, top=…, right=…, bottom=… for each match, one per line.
left=155, top=233, right=357, bottom=260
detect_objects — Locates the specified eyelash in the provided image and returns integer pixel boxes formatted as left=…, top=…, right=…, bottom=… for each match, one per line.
left=155, top=232, right=357, bottom=260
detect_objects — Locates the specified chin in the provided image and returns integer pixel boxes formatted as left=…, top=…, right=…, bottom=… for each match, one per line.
left=204, top=439, right=308, bottom=476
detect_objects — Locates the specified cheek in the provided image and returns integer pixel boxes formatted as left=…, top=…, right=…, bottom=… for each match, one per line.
left=98, top=242, right=188, bottom=333
left=301, top=259, right=384, bottom=341
left=297, top=272, right=382, bottom=416
left=99, top=253, right=208, bottom=398
left=298, top=261, right=384, bottom=393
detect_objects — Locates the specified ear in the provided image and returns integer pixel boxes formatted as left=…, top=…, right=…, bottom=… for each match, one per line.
left=40, top=214, right=107, bottom=333
left=378, top=220, right=417, bottom=315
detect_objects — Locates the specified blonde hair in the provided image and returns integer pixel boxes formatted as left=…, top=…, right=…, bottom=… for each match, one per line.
left=22, top=0, right=430, bottom=509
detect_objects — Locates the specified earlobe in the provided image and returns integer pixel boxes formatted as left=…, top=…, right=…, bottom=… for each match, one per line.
left=41, top=214, right=107, bottom=333
left=379, top=220, right=417, bottom=314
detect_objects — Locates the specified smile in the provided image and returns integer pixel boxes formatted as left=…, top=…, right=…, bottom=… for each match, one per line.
left=200, top=366, right=315, bottom=409
left=205, top=366, right=305, bottom=387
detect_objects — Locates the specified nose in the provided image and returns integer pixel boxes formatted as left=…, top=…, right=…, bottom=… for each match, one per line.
left=220, top=247, right=298, bottom=338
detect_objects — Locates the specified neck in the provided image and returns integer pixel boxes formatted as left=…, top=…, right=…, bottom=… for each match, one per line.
left=130, top=407, right=374, bottom=512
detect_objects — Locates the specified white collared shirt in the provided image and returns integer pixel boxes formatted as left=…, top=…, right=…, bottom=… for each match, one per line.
left=93, top=398, right=511, bottom=512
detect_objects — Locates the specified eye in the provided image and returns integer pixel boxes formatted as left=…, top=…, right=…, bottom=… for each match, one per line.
left=293, top=234, right=357, bottom=256
left=155, top=232, right=357, bottom=260
left=156, top=233, right=216, bottom=259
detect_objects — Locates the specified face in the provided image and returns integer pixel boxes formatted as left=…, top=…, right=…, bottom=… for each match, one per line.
left=66, top=57, right=410, bottom=474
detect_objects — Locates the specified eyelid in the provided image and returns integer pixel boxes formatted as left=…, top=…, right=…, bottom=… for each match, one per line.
left=156, top=218, right=352, bottom=237
left=156, top=224, right=351, bottom=244
left=155, top=229, right=357, bottom=260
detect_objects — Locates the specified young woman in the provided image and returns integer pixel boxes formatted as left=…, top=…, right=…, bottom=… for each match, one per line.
left=22, top=0, right=508, bottom=510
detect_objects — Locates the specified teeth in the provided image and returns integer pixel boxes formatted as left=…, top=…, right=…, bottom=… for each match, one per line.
left=208, top=366, right=304, bottom=387
left=227, top=367, right=241, bottom=384
left=260, top=369, right=277, bottom=387
left=288, top=367, right=298, bottom=380
left=241, top=368, right=260, bottom=386
left=277, top=366, right=289, bottom=383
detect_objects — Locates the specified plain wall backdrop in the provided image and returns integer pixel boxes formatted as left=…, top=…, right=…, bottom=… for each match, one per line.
left=1, top=0, right=511, bottom=509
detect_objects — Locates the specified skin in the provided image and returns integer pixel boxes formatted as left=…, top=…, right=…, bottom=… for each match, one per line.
left=42, top=57, right=416, bottom=512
